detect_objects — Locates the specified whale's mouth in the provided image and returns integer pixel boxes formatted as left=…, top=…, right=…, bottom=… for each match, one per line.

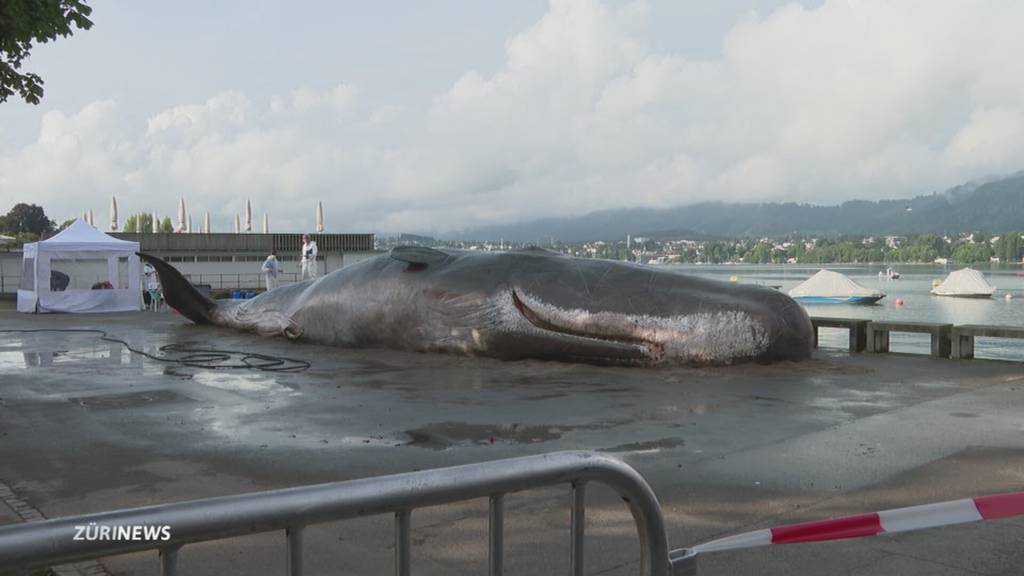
left=510, top=289, right=662, bottom=361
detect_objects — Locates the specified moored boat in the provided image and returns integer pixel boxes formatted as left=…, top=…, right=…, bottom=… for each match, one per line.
left=789, top=269, right=885, bottom=304
left=878, top=267, right=900, bottom=280
left=931, top=267, right=996, bottom=298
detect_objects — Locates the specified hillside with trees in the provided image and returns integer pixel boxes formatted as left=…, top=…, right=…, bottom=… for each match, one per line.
left=462, top=172, right=1024, bottom=242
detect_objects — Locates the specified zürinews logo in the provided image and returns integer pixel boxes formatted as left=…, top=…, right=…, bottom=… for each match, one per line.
left=73, top=523, right=172, bottom=542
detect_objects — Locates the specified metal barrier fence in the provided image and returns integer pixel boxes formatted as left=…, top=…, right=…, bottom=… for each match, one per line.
left=0, top=273, right=296, bottom=293
left=0, top=273, right=17, bottom=294
left=0, top=451, right=695, bottom=576
left=186, top=272, right=304, bottom=290
left=111, top=232, right=375, bottom=254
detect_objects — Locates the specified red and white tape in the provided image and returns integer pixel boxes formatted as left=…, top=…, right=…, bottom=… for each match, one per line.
left=691, top=491, right=1024, bottom=554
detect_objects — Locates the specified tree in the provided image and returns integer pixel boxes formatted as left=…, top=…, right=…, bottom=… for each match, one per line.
left=160, top=216, right=173, bottom=233
left=0, top=203, right=55, bottom=235
left=123, top=213, right=155, bottom=233
left=1, top=0, right=93, bottom=105
left=746, top=242, right=774, bottom=264
left=1000, top=232, right=1021, bottom=263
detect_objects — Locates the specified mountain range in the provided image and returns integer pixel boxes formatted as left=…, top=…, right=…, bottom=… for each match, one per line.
left=457, top=172, right=1024, bottom=242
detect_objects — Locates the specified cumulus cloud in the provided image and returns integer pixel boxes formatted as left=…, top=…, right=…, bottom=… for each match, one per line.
left=2, top=0, right=1024, bottom=234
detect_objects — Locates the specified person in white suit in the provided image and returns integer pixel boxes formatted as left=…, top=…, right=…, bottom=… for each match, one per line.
left=261, top=250, right=280, bottom=291
left=300, top=234, right=318, bottom=280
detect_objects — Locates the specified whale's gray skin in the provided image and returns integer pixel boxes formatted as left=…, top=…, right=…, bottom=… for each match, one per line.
left=140, top=247, right=813, bottom=365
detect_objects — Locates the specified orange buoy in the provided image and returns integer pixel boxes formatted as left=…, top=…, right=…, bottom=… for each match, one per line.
left=895, top=298, right=905, bottom=306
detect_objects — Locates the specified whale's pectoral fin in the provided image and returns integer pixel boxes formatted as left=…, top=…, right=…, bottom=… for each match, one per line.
left=390, top=246, right=448, bottom=271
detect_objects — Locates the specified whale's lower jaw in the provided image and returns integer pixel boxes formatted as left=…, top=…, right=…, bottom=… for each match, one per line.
left=508, top=289, right=772, bottom=365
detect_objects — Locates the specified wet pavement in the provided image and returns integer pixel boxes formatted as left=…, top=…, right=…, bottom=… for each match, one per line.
left=1, top=305, right=1024, bottom=575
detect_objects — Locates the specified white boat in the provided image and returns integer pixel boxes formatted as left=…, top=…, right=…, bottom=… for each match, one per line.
left=878, top=267, right=900, bottom=280
left=789, top=269, right=885, bottom=304
left=931, top=267, right=996, bottom=298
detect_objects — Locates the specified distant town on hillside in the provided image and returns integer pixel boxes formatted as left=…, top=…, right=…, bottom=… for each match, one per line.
left=379, top=231, right=1023, bottom=266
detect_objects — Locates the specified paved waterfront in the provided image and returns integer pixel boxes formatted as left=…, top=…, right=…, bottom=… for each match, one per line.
left=1, top=306, right=1023, bottom=575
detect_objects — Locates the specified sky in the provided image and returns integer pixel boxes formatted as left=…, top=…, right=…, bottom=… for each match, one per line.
left=2, top=0, right=1023, bottom=235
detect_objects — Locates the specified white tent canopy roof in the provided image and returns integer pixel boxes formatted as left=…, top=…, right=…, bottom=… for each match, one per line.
left=29, top=218, right=138, bottom=252
left=931, top=267, right=996, bottom=296
left=789, top=269, right=884, bottom=298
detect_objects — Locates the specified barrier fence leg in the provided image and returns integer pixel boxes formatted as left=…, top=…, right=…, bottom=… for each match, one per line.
left=571, top=481, right=586, bottom=576
left=489, top=494, right=504, bottom=576
left=669, top=549, right=698, bottom=576
left=287, top=525, right=304, bottom=576
left=395, top=510, right=411, bottom=576
left=159, top=545, right=180, bottom=576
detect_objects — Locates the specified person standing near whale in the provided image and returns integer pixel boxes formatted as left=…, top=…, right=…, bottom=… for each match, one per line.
left=300, top=233, right=318, bottom=279
left=261, top=250, right=280, bottom=291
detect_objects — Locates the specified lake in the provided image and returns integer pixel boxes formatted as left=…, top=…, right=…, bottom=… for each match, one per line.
left=670, top=263, right=1024, bottom=361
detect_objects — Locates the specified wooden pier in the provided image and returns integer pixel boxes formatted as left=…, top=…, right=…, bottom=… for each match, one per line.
left=810, top=317, right=1024, bottom=360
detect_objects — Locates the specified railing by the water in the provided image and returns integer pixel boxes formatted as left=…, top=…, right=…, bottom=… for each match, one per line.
left=810, top=316, right=1024, bottom=360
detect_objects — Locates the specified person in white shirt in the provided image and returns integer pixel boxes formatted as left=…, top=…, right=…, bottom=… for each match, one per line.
left=300, top=234, right=318, bottom=279
left=143, top=262, right=162, bottom=310
left=261, top=250, right=280, bottom=291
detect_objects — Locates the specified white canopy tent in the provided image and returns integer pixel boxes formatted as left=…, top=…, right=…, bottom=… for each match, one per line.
left=17, top=219, right=142, bottom=313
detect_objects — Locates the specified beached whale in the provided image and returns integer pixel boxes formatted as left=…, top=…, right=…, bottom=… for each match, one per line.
left=140, top=247, right=812, bottom=365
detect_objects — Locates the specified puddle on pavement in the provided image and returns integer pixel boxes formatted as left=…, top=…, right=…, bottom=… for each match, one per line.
left=657, top=402, right=716, bottom=415
left=199, top=406, right=405, bottom=448
left=601, top=437, right=686, bottom=453
left=403, top=418, right=634, bottom=450
left=70, top=389, right=189, bottom=409
left=0, top=346, right=136, bottom=369
left=806, top=388, right=898, bottom=413
left=190, top=370, right=295, bottom=394
left=404, top=422, right=570, bottom=450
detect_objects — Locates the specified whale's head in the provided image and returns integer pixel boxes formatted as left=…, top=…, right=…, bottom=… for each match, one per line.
left=390, top=247, right=813, bottom=366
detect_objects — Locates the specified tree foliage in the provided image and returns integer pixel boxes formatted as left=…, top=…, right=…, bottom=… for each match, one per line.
left=0, top=203, right=55, bottom=235
left=123, top=214, right=149, bottom=233
left=124, top=214, right=174, bottom=233
left=0, top=0, right=93, bottom=105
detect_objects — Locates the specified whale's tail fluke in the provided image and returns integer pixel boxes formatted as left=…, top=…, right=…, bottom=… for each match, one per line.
left=139, top=252, right=218, bottom=324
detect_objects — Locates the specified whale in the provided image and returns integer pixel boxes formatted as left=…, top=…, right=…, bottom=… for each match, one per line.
left=139, top=247, right=813, bottom=366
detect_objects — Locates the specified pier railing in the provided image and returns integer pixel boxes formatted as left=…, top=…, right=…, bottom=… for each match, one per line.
left=810, top=317, right=1024, bottom=360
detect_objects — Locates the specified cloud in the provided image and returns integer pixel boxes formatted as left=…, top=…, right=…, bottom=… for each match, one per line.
left=2, top=0, right=1024, bottom=234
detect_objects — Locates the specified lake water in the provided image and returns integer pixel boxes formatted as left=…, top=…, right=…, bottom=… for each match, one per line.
left=670, top=263, right=1024, bottom=361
